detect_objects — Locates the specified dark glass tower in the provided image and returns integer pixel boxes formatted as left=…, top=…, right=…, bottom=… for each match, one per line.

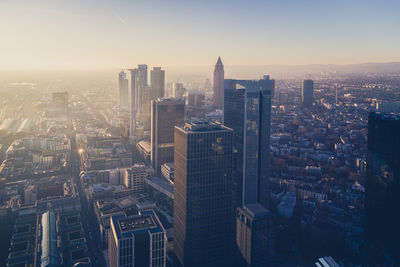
left=365, top=112, right=400, bottom=265
left=151, top=67, right=165, bottom=100
left=301, top=79, right=314, bottom=107
left=224, top=78, right=274, bottom=208
left=224, top=78, right=274, bottom=267
left=129, top=64, right=148, bottom=139
left=173, top=121, right=233, bottom=267
left=151, top=98, right=185, bottom=175
left=118, top=70, right=129, bottom=108
left=128, top=69, right=138, bottom=138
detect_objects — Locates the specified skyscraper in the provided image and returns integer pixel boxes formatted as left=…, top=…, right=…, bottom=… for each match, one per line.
left=137, top=64, right=149, bottom=121
left=173, top=121, right=233, bottom=267
left=118, top=70, right=129, bottom=108
left=140, top=85, right=152, bottom=131
left=224, top=78, right=274, bottom=266
left=213, top=56, right=224, bottom=108
left=151, top=98, right=185, bottom=175
left=138, top=64, right=148, bottom=88
left=108, top=210, right=166, bottom=267
left=129, top=64, right=148, bottom=140
left=302, top=79, right=314, bottom=107
left=365, top=112, right=400, bottom=265
left=151, top=67, right=165, bottom=100
left=224, top=78, right=274, bottom=208
left=129, top=69, right=138, bottom=139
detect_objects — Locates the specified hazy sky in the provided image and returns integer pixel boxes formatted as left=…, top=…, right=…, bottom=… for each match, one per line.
left=1, top=0, right=400, bottom=69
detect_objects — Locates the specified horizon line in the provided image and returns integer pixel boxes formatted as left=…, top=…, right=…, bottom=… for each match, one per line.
left=0, top=61, right=400, bottom=72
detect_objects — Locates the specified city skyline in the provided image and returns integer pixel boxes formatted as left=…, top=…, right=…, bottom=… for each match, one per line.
left=1, top=0, right=400, bottom=70
left=1, top=1, right=400, bottom=266
left=1, top=56, right=399, bottom=266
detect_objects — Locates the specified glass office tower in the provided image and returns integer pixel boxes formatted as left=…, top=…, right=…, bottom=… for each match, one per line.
left=173, top=121, right=233, bottom=267
left=301, top=79, right=314, bottom=107
left=151, top=98, right=185, bottom=175
left=224, top=78, right=274, bottom=208
left=365, top=112, right=400, bottom=265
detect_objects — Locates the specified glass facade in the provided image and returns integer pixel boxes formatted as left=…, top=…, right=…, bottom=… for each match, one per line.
left=301, top=79, right=314, bottom=107
left=173, top=122, right=233, bottom=267
left=150, top=67, right=165, bottom=100
left=224, top=78, right=273, bottom=208
left=365, top=112, right=400, bottom=265
left=151, top=98, right=185, bottom=175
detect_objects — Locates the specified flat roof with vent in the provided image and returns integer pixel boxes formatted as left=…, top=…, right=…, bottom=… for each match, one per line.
left=119, top=215, right=156, bottom=233
left=110, top=210, right=165, bottom=239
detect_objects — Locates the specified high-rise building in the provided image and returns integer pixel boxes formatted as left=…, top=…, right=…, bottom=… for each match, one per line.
left=137, top=65, right=149, bottom=122
left=129, top=69, right=138, bottom=139
left=138, top=64, right=148, bottom=87
left=224, top=78, right=274, bottom=266
left=173, top=83, right=186, bottom=98
left=301, top=79, right=314, bottom=107
left=140, top=85, right=153, bottom=131
left=173, top=121, right=233, bottom=267
left=151, top=98, right=185, bottom=175
left=365, top=112, right=400, bottom=265
left=213, top=56, right=224, bottom=108
left=130, top=64, right=148, bottom=113
left=263, top=75, right=274, bottom=101
left=151, top=67, right=165, bottom=100
left=118, top=70, right=129, bottom=108
left=236, top=204, right=273, bottom=267
left=224, top=78, right=274, bottom=208
left=109, top=210, right=166, bottom=267
left=129, top=64, right=148, bottom=140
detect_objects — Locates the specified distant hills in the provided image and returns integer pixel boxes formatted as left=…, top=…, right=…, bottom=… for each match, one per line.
left=166, top=62, right=400, bottom=81
left=1, top=62, right=399, bottom=87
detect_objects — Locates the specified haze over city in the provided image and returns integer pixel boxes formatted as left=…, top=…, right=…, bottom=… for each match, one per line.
left=1, top=1, right=400, bottom=267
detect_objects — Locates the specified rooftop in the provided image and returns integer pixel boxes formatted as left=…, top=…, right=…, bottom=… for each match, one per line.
left=119, top=215, right=156, bottom=232
left=155, top=97, right=185, bottom=104
left=180, top=120, right=230, bottom=132
left=111, top=210, right=165, bottom=239
left=224, top=78, right=274, bottom=93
